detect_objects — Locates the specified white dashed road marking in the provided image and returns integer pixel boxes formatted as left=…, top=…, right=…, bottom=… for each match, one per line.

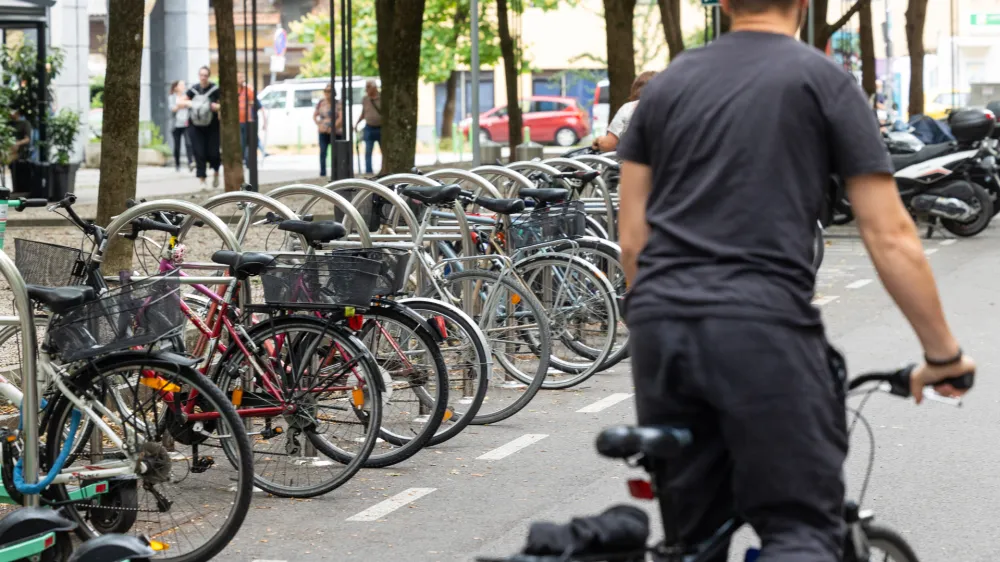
left=577, top=393, right=634, bottom=413
left=345, top=488, right=437, bottom=522
left=812, top=296, right=840, bottom=306
left=477, top=434, right=548, bottom=460
left=252, top=560, right=288, bottom=562
left=846, top=279, right=873, bottom=290
left=939, top=239, right=957, bottom=246
left=924, top=248, right=939, bottom=256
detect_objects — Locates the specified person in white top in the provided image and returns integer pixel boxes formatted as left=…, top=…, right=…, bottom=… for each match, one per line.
left=592, top=71, right=657, bottom=153
left=169, top=80, right=194, bottom=172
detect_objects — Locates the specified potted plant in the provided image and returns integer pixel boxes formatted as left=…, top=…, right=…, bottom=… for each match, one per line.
left=46, top=108, right=81, bottom=200
left=0, top=117, right=15, bottom=190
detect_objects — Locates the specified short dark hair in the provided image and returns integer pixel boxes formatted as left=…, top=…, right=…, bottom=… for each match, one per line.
left=727, top=0, right=797, bottom=14
left=199, top=65, right=210, bottom=74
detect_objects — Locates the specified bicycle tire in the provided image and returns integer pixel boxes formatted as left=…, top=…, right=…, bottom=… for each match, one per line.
left=514, top=253, right=618, bottom=389
left=425, top=269, right=549, bottom=425
left=212, top=315, right=384, bottom=495
left=398, top=297, right=491, bottom=446
left=353, top=305, right=449, bottom=468
left=547, top=237, right=629, bottom=371
left=864, top=524, right=921, bottom=562
left=44, top=354, right=254, bottom=562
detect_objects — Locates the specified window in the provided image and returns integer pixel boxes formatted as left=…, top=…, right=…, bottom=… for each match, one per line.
left=597, top=86, right=609, bottom=104
left=294, top=89, right=322, bottom=108
left=493, top=106, right=508, bottom=118
left=260, top=90, right=286, bottom=109
left=532, top=100, right=565, bottom=112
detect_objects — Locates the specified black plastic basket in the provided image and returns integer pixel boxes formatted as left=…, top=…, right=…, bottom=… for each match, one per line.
left=260, top=251, right=383, bottom=308
left=508, top=201, right=587, bottom=249
left=14, top=239, right=87, bottom=287
left=47, top=270, right=184, bottom=362
left=353, top=247, right=412, bottom=296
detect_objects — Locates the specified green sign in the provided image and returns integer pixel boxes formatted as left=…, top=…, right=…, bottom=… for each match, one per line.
left=970, top=13, right=1000, bottom=26
left=701, top=0, right=720, bottom=5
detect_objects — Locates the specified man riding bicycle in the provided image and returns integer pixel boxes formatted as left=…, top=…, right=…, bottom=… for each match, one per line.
left=616, top=0, right=975, bottom=560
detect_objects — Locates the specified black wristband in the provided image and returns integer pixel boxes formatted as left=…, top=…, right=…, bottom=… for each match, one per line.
left=925, top=348, right=963, bottom=366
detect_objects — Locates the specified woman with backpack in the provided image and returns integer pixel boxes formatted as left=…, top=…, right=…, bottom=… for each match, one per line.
left=186, top=66, right=221, bottom=187
left=355, top=79, right=382, bottom=175
left=169, top=80, right=195, bottom=172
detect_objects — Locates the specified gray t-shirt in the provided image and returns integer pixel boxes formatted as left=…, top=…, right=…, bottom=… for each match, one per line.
left=608, top=100, right=638, bottom=138
left=618, top=31, right=892, bottom=328
left=170, top=94, right=189, bottom=129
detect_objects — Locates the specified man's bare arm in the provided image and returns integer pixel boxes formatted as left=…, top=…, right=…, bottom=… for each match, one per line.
left=847, top=173, right=958, bottom=358
left=619, top=161, right=653, bottom=287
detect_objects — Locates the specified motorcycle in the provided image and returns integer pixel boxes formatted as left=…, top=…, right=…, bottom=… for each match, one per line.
left=823, top=108, right=998, bottom=236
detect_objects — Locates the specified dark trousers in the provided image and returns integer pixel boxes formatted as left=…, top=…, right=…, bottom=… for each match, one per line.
left=629, top=317, right=847, bottom=562
left=172, top=126, right=193, bottom=169
left=240, top=123, right=249, bottom=165
left=189, top=124, right=220, bottom=179
left=318, top=132, right=332, bottom=177
left=363, top=125, right=381, bottom=174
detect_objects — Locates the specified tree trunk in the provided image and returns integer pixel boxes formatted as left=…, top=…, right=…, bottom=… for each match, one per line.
left=375, top=0, right=426, bottom=174
left=440, top=4, right=468, bottom=142
left=213, top=0, right=243, bottom=192
left=96, top=0, right=144, bottom=274
left=905, top=0, right=928, bottom=117
left=859, top=0, right=876, bottom=97
left=809, top=0, right=871, bottom=51
left=657, top=0, right=684, bottom=61
left=441, top=71, right=459, bottom=141
left=496, top=0, right=522, bottom=148
left=603, top=0, right=637, bottom=119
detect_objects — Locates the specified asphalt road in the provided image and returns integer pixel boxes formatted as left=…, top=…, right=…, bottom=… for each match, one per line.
left=214, top=223, right=1000, bottom=562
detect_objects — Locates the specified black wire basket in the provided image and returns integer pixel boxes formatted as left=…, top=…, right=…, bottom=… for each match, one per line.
left=353, top=247, right=412, bottom=296
left=260, top=251, right=383, bottom=309
left=47, top=270, right=184, bottom=362
left=508, top=201, right=587, bottom=250
left=14, top=239, right=87, bottom=287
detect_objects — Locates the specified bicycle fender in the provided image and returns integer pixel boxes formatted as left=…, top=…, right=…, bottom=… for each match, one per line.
left=0, top=507, right=76, bottom=546
left=82, top=350, right=201, bottom=372
left=371, top=298, right=444, bottom=343
left=67, top=533, right=155, bottom=562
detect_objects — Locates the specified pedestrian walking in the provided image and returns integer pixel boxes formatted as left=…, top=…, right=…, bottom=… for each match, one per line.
left=237, top=71, right=266, bottom=166
left=314, top=83, right=343, bottom=178
left=591, top=71, right=656, bottom=153
left=186, top=66, right=221, bottom=187
left=355, top=79, right=382, bottom=175
left=169, top=80, right=194, bottom=172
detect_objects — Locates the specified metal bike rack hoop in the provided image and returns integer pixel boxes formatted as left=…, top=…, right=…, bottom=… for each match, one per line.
left=198, top=191, right=301, bottom=247
left=425, top=168, right=503, bottom=199
left=324, top=178, right=421, bottom=243
left=267, top=184, right=372, bottom=247
left=469, top=165, right=535, bottom=197
left=541, top=157, right=616, bottom=242
left=106, top=199, right=243, bottom=254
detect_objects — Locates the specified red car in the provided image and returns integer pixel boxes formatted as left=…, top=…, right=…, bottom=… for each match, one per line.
left=462, top=96, right=590, bottom=147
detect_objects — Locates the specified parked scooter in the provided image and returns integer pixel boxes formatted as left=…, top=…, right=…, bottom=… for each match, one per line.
left=824, top=108, right=998, bottom=236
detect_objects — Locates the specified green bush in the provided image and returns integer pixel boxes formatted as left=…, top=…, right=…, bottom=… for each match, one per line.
left=47, top=108, right=81, bottom=165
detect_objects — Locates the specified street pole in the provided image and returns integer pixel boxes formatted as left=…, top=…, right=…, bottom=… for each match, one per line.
left=807, top=0, right=814, bottom=47
left=471, top=0, right=481, bottom=166
left=884, top=0, right=893, bottom=110
left=249, top=0, right=259, bottom=189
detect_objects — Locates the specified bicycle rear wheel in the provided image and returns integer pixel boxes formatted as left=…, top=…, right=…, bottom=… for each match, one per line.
left=212, top=315, right=384, bottom=497
left=44, top=354, right=253, bottom=562
left=426, top=269, right=550, bottom=425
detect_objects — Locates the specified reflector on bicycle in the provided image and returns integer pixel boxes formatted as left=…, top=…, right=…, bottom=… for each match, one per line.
left=231, top=387, right=243, bottom=407
left=347, top=314, right=364, bottom=331
left=140, top=376, right=180, bottom=393
left=627, top=479, right=654, bottom=500
left=352, top=388, right=365, bottom=407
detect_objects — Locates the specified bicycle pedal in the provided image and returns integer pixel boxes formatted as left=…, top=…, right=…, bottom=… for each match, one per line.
left=191, top=456, right=215, bottom=474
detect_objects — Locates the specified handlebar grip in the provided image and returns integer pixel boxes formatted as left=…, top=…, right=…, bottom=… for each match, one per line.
left=58, top=193, right=77, bottom=207
left=126, top=198, right=137, bottom=208
left=132, top=217, right=181, bottom=236
left=936, top=371, right=975, bottom=391
left=16, top=198, right=49, bottom=211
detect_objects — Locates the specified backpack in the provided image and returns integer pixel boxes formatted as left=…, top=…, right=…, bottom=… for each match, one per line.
left=189, top=84, right=218, bottom=127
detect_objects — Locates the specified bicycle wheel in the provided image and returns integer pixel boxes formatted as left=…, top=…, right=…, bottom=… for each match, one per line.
left=515, top=253, right=618, bottom=389
left=353, top=304, right=449, bottom=468
left=548, top=237, right=629, bottom=371
left=426, top=269, right=550, bottom=425
left=212, top=315, right=383, bottom=496
left=865, top=524, right=920, bottom=562
left=398, top=297, right=490, bottom=446
left=44, top=354, right=253, bottom=562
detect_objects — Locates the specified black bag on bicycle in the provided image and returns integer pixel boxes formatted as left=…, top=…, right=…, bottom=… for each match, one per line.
left=521, top=504, right=649, bottom=557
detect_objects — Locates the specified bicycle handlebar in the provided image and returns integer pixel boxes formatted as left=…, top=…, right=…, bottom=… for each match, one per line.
left=130, top=217, right=181, bottom=236
left=12, top=198, right=49, bottom=212
left=849, top=365, right=974, bottom=404
left=48, top=194, right=95, bottom=235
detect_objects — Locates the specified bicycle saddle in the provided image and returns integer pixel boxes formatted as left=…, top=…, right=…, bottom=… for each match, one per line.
left=556, top=170, right=600, bottom=183
left=474, top=196, right=525, bottom=215
left=596, top=425, right=693, bottom=461
left=519, top=188, right=568, bottom=204
left=890, top=142, right=956, bottom=172
left=278, top=219, right=347, bottom=244
left=211, top=250, right=276, bottom=278
left=400, top=184, right=463, bottom=205
left=26, top=285, right=97, bottom=315
left=67, top=533, right=155, bottom=562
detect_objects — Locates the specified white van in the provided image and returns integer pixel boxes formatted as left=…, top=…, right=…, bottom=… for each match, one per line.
left=591, top=78, right=610, bottom=137
left=257, top=77, right=379, bottom=147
